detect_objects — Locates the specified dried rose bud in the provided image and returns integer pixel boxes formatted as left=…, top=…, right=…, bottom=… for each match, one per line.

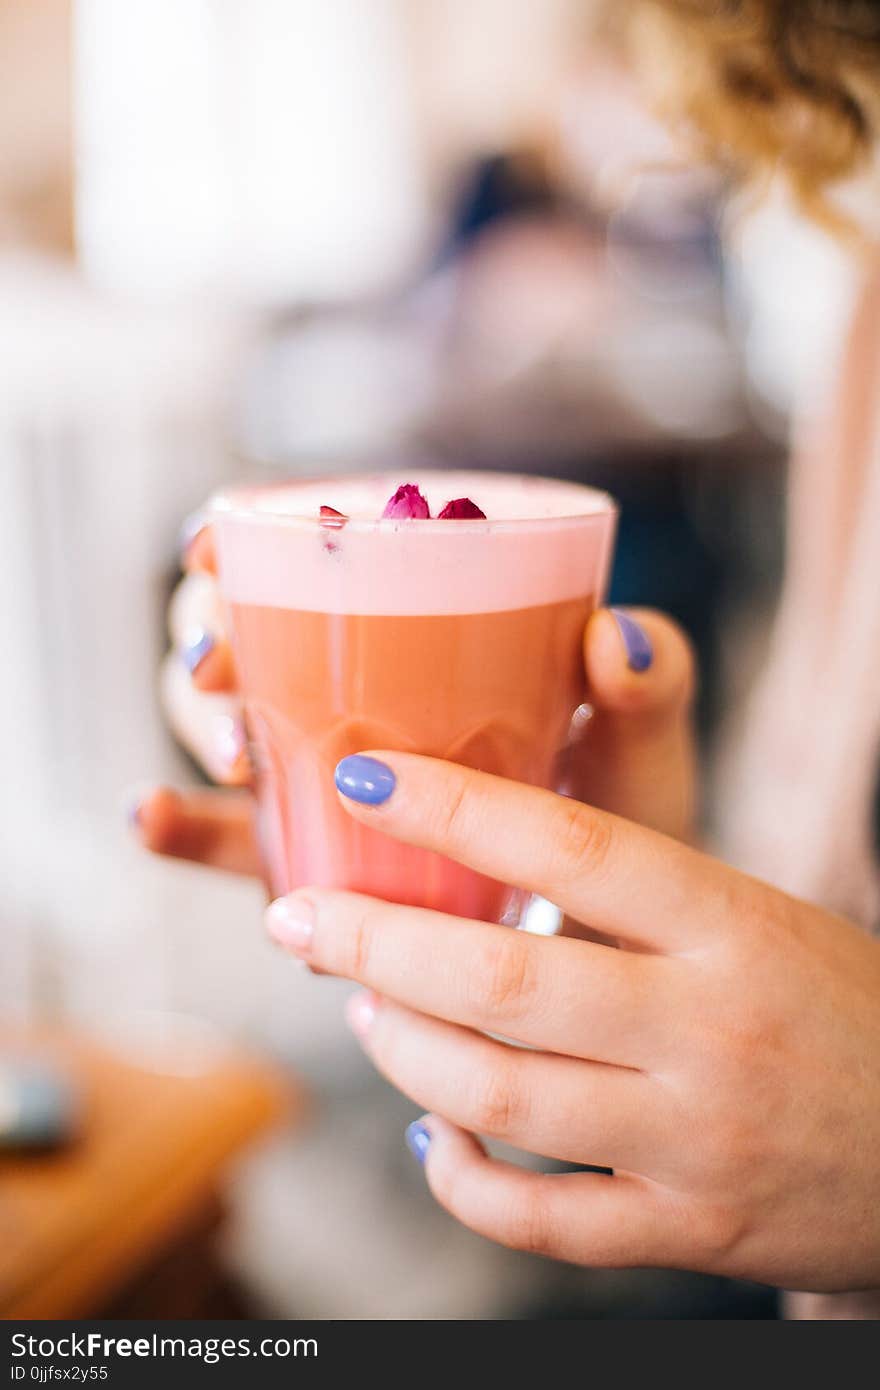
left=319, top=505, right=348, bottom=529
left=382, top=484, right=431, bottom=520
left=437, top=497, right=486, bottom=520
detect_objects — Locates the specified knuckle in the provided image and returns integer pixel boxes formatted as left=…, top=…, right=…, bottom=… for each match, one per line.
left=435, top=775, right=471, bottom=847
left=552, top=799, right=614, bottom=884
left=710, top=1116, right=752, bottom=1172
left=707, top=990, right=789, bottom=1081
left=469, top=1059, right=526, bottom=1137
left=729, top=1011, right=785, bottom=1069
left=334, top=901, right=379, bottom=981
left=476, top=934, right=536, bottom=1021
left=433, top=1160, right=561, bottom=1262
left=501, top=1186, right=560, bottom=1258
left=699, top=1105, right=763, bottom=1187
left=693, top=1202, right=751, bottom=1268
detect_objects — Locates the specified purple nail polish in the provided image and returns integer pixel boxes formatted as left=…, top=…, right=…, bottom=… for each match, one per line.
left=405, top=1120, right=432, bottom=1165
left=335, top=755, right=396, bottom=806
left=611, top=609, right=653, bottom=673
left=181, top=628, right=215, bottom=676
left=126, top=797, right=143, bottom=831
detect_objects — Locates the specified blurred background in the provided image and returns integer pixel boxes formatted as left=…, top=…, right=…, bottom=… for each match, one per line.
left=0, top=0, right=861, bottom=1320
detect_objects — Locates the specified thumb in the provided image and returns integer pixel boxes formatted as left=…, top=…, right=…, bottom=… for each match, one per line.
left=572, top=607, right=697, bottom=840
left=586, top=607, right=695, bottom=724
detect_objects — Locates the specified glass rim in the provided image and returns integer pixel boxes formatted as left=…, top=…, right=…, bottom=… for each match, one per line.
left=207, top=470, right=618, bottom=535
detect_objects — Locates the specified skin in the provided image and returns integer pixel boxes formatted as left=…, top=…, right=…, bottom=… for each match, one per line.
left=133, top=530, right=880, bottom=1293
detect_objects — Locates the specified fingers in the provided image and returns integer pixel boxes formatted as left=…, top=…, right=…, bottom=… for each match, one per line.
left=266, top=889, right=677, bottom=1068
left=585, top=608, right=695, bottom=722
left=164, top=562, right=245, bottom=780
left=411, top=1114, right=689, bottom=1268
left=135, top=516, right=253, bottom=869
left=333, top=751, right=735, bottom=952
left=160, top=652, right=250, bottom=786
left=345, top=993, right=669, bottom=1173
left=168, top=571, right=238, bottom=694
left=180, top=517, right=218, bottom=575
left=168, top=571, right=225, bottom=647
left=573, top=607, right=697, bottom=839
left=182, top=632, right=237, bottom=694
left=130, top=786, right=262, bottom=876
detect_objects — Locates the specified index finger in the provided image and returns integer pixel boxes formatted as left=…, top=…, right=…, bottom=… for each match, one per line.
left=267, top=888, right=677, bottom=1069
left=334, top=752, right=745, bottom=953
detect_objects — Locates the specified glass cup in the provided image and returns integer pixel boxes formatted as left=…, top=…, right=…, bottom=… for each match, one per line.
left=210, top=471, right=617, bottom=923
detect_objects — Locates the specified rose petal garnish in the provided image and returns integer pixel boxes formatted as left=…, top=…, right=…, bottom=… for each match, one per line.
left=319, top=505, right=348, bottom=529
left=381, top=484, right=430, bottom=520
left=437, top=497, right=487, bottom=520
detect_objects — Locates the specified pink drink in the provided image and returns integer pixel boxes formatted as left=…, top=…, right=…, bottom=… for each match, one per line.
left=210, top=472, right=616, bottom=922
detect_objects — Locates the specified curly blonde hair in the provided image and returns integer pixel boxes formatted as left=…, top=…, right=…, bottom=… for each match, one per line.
left=624, top=1, right=880, bottom=233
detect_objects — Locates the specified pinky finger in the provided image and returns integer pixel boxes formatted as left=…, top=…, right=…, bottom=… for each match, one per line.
left=411, top=1115, right=688, bottom=1269
left=131, top=786, right=262, bottom=877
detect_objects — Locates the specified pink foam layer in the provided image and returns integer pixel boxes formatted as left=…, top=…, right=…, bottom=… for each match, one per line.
left=210, top=472, right=617, bottom=616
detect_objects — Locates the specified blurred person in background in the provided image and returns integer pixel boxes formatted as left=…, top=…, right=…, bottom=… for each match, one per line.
left=134, top=0, right=880, bottom=1320
left=411, top=130, right=751, bottom=742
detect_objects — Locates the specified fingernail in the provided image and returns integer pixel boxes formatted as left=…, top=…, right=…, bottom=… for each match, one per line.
left=122, top=783, right=156, bottom=834
left=405, top=1120, right=432, bottom=1166
left=345, top=990, right=379, bottom=1040
left=181, top=627, right=216, bottom=676
left=265, top=896, right=314, bottom=958
left=215, top=715, right=246, bottom=768
left=335, top=755, right=396, bottom=806
left=611, top=609, right=653, bottom=673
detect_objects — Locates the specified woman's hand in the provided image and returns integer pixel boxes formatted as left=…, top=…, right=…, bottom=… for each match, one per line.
left=131, top=524, right=698, bottom=863
left=133, top=525, right=262, bottom=876
left=265, top=751, right=880, bottom=1294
